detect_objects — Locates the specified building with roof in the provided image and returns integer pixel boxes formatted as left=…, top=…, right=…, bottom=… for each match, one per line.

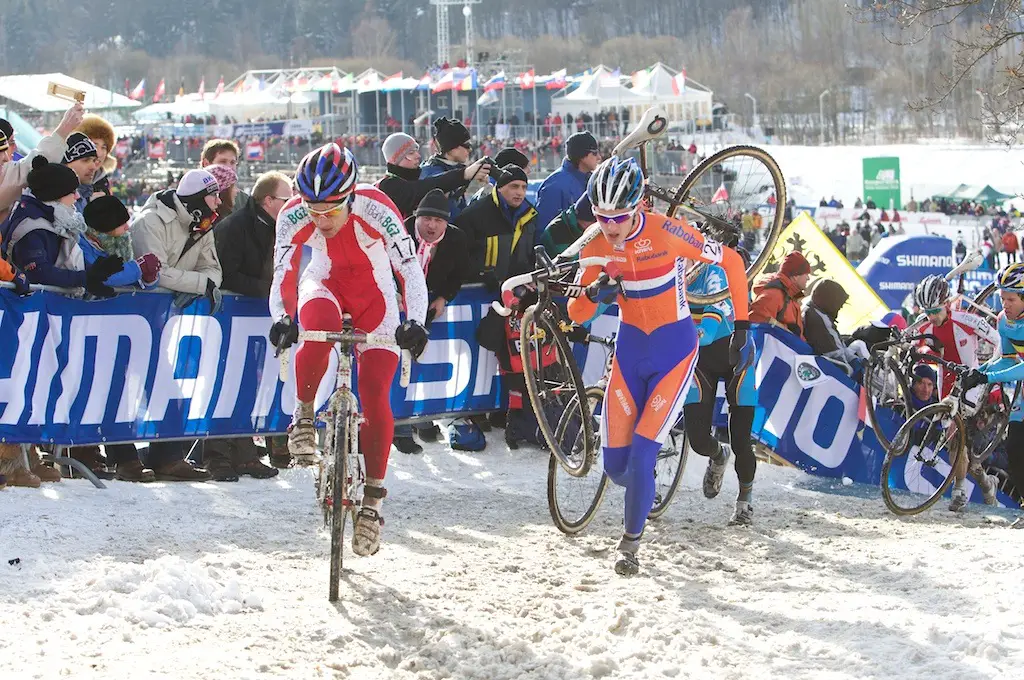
left=0, top=73, right=140, bottom=124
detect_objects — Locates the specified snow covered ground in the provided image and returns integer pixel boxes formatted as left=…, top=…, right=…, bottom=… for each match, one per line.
left=3, top=439, right=1024, bottom=680
left=762, top=143, right=1024, bottom=210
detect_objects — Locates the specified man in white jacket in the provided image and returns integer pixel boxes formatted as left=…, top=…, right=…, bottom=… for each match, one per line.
left=130, top=169, right=224, bottom=482
left=0, top=103, right=83, bottom=220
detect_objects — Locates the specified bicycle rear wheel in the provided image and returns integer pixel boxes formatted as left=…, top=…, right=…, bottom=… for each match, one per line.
left=967, top=384, right=1010, bottom=467
left=864, top=355, right=913, bottom=451
left=548, top=387, right=609, bottom=534
left=521, top=304, right=594, bottom=477
left=648, top=423, right=689, bottom=519
left=668, top=145, right=787, bottom=305
left=328, top=412, right=349, bottom=602
left=881, top=403, right=966, bottom=516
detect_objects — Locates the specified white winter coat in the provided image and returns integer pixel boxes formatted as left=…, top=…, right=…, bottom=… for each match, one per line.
left=131, top=191, right=222, bottom=294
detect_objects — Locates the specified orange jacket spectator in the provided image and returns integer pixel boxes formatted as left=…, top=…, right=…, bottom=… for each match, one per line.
left=1002, top=231, right=1018, bottom=255
left=750, top=252, right=811, bottom=338
left=0, top=257, right=14, bottom=283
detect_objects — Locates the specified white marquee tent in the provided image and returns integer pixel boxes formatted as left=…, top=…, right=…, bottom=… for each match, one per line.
left=631, top=63, right=714, bottom=122
left=550, top=65, right=648, bottom=119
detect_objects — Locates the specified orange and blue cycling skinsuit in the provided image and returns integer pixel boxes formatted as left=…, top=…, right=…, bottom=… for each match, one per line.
left=568, top=211, right=749, bottom=539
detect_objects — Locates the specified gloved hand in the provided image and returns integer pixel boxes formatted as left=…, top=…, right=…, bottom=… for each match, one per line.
left=136, top=253, right=161, bottom=286
left=585, top=272, right=622, bottom=304
left=564, top=324, right=590, bottom=344
left=269, top=315, right=299, bottom=350
left=848, top=338, right=870, bottom=361
left=205, top=278, right=223, bottom=315
left=513, top=285, right=538, bottom=312
left=730, top=321, right=756, bottom=375
left=12, top=268, right=31, bottom=296
left=395, top=319, right=429, bottom=359
left=172, top=291, right=201, bottom=309
left=961, top=368, right=989, bottom=392
left=84, top=254, right=123, bottom=298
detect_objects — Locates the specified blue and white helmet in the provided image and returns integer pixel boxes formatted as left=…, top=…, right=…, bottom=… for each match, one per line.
left=587, top=156, right=644, bottom=214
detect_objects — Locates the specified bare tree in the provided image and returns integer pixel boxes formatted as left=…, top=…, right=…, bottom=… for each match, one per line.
left=855, top=1, right=1024, bottom=143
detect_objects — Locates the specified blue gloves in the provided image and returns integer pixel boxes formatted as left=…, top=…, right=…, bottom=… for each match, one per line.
left=730, top=321, right=756, bottom=375
left=585, top=272, right=622, bottom=304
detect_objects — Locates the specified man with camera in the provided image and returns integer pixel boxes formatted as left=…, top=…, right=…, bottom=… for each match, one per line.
left=376, top=132, right=490, bottom=220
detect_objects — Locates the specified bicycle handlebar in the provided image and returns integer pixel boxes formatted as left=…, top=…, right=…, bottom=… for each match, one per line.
left=277, top=330, right=411, bottom=387
left=871, top=333, right=942, bottom=353
left=491, top=256, right=611, bottom=317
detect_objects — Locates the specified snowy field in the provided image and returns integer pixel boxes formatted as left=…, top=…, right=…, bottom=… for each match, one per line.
left=3, top=439, right=1024, bottom=680
left=762, top=143, right=1024, bottom=210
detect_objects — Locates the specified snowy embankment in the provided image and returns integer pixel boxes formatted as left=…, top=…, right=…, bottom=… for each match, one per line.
left=2, top=441, right=1023, bottom=679
left=764, top=144, right=1024, bottom=209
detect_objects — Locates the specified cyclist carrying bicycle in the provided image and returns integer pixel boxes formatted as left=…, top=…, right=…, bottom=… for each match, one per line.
left=962, top=263, right=1024, bottom=521
left=913, top=274, right=1000, bottom=511
left=683, top=242, right=759, bottom=526
left=567, top=156, right=754, bottom=576
left=269, top=143, right=430, bottom=556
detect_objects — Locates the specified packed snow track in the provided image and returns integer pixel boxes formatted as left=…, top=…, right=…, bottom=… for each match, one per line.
left=2, top=441, right=1023, bottom=679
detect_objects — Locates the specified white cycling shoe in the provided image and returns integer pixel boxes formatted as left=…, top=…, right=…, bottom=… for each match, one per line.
left=352, top=507, right=383, bottom=556
left=288, top=401, right=317, bottom=466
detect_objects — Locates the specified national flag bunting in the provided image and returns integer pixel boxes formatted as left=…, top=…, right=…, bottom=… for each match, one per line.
left=545, top=69, right=567, bottom=90
left=381, top=72, right=404, bottom=92
left=198, top=77, right=206, bottom=98
left=152, top=78, right=166, bottom=103
left=631, top=68, right=651, bottom=90
left=484, top=71, right=505, bottom=92
left=671, top=68, right=686, bottom=95
left=458, top=70, right=477, bottom=91
left=214, top=76, right=224, bottom=98
left=129, top=78, right=146, bottom=101
left=416, top=72, right=432, bottom=91
left=600, top=68, right=622, bottom=87
left=519, top=69, right=535, bottom=90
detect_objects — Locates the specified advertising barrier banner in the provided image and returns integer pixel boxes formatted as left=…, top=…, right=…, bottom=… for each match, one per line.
left=0, top=286, right=502, bottom=445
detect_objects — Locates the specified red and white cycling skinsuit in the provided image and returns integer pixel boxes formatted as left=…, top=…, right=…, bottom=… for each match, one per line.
left=917, top=310, right=1000, bottom=397
left=270, top=185, right=428, bottom=478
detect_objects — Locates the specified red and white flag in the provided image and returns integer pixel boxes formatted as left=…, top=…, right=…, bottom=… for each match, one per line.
left=519, top=69, right=535, bottom=90
left=129, top=78, right=146, bottom=101
left=711, top=182, right=729, bottom=203
left=198, top=77, right=206, bottom=98
left=671, top=68, right=687, bottom=96
left=214, top=76, right=225, bottom=99
left=152, top=78, right=166, bottom=103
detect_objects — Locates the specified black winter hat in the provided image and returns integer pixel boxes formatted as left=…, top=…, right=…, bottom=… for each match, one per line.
left=432, top=117, right=471, bottom=153
left=63, top=132, right=98, bottom=164
left=84, top=195, right=131, bottom=233
left=414, top=188, right=451, bottom=220
left=495, top=147, right=529, bottom=170
left=27, top=155, right=80, bottom=203
left=496, top=164, right=528, bottom=188
left=566, top=131, right=599, bottom=163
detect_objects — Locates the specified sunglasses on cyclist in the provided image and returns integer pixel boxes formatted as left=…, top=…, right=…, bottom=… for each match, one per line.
left=924, top=307, right=945, bottom=315
left=594, top=210, right=636, bottom=225
left=303, top=200, right=348, bottom=218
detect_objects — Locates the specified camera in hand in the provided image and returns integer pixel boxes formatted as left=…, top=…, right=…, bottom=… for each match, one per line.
left=481, top=156, right=513, bottom=185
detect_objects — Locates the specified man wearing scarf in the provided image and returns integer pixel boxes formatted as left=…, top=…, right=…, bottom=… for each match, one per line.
left=376, top=132, right=489, bottom=220
left=393, top=189, right=472, bottom=454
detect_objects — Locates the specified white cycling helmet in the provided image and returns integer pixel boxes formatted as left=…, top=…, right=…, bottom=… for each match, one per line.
left=587, top=156, right=644, bottom=214
left=913, top=275, right=950, bottom=310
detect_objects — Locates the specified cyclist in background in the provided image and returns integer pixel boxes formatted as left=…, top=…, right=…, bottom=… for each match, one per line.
left=683, top=241, right=758, bottom=526
left=913, top=275, right=1000, bottom=511
left=269, top=143, right=430, bottom=556
left=567, top=156, right=754, bottom=576
left=962, top=263, right=1024, bottom=521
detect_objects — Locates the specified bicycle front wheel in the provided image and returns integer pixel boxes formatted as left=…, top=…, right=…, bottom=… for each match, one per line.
left=881, top=403, right=966, bottom=516
left=328, top=412, right=349, bottom=602
left=864, top=355, right=913, bottom=451
left=669, top=145, right=786, bottom=305
left=547, top=386, right=609, bottom=534
left=648, top=423, right=689, bottom=519
left=520, top=304, right=594, bottom=477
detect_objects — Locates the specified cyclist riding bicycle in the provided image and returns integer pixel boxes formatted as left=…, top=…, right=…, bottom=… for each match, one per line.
left=962, top=263, right=1024, bottom=521
left=567, top=156, right=753, bottom=576
left=269, top=143, right=430, bottom=556
left=913, top=274, right=1000, bottom=511
left=682, top=243, right=759, bottom=526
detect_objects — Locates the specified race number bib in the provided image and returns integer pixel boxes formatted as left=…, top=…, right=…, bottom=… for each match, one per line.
left=701, top=238, right=724, bottom=264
